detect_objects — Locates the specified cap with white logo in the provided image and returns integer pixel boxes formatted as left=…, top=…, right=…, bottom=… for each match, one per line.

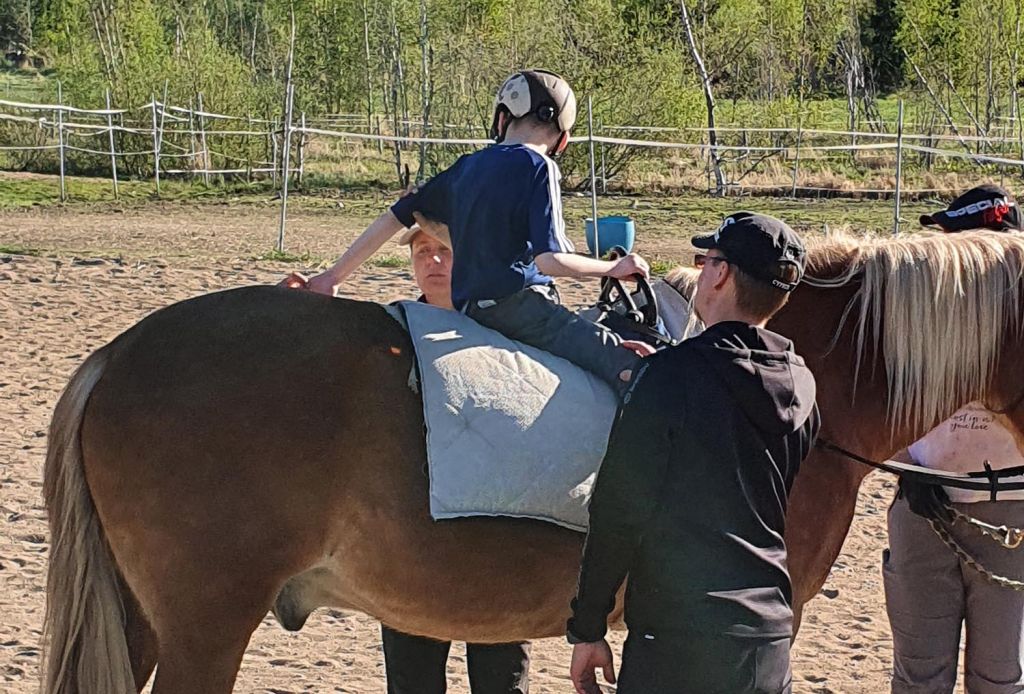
left=692, top=212, right=807, bottom=292
left=920, top=184, right=1022, bottom=233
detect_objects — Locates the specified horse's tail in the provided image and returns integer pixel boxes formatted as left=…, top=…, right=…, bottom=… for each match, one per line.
left=41, top=347, right=135, bottom=694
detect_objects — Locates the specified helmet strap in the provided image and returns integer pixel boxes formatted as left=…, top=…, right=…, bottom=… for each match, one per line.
left=490, top=108, right=511, bottom=143
left=550, top=131, right=569, bottom=157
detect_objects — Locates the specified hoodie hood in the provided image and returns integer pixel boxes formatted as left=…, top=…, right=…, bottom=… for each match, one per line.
left=690, top=321, right=816, bottom=436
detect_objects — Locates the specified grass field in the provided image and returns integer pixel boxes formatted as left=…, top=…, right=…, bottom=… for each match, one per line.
left=0, top=66, right=52, bottom=102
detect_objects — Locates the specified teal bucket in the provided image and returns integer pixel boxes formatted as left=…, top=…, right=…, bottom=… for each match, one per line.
left=585, top=216, right=635, bottom=257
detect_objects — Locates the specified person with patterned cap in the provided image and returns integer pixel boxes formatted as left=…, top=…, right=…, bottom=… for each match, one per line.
left=379, top=219, right=532, bottom=694
left=919, top=183, right=1023, bottom=233
left=567, top=213, right=819, bottom=694
left=883, top=184, right=1024, bottom=694
left=398, top=219, right=454, bottom=308
left=294, top=69, right=652, bottom=394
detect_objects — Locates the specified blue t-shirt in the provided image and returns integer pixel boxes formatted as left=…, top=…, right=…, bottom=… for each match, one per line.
left=390, top=144, right=573, bottom=310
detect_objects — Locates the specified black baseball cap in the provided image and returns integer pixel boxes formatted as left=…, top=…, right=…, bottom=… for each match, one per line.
left=919, top=184, right=1022, bottom=233
left=692, top=212, right=807, bottom=292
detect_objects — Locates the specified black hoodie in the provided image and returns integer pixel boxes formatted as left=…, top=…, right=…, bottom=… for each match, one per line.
left=568, top=321, right=819, bottom=643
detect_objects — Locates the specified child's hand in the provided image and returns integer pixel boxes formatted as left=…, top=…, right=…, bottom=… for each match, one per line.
left=278, top=272, right=309, bottom=289
left=621, top=340, right=657, bottom=357
left=607, top=253, right=650, bottom=280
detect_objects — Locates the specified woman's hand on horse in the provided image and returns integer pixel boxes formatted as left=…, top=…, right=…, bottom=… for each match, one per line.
left=305, top=272, right=341, bottom=297
left=570, top=639, right=616, bottom=694
left=607, top=253, right=650, bottom=281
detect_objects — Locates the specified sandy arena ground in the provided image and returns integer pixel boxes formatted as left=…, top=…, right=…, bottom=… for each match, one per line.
left=1, top=202, right=912, bottom=692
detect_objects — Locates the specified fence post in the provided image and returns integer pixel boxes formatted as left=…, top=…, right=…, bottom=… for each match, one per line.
left=277, top=81, right=296, bottom=253
left=297, top=111, right=306, bottom=187
left=703, top=129, right=711, bottom=193
left=56, top=81, right=66, bottom=202
left=376, top=115, right=383, bottom=155
left=150, top=93, right=161, bottom=195
left=158, top=80, right=169, bottom=181
left=587, top=95, right=600, bottom=259
left=196, top=92, right=210, bottom=186
left=893, top=99, right=905, bottom=236
left=1017, top=92, right=1024, bottom=177
left=271, top=118, right=279, bottom=186
left=277, top=8, right=297, bottom=253
left=188, top=100, right=198, bottom=182
left=246, top=114, right=253, bottom=183
left=598, top=118, right=607, bottom=194
left=105, top=89, right=119, bottom=199
left=791, top=115, right=803, bottom=198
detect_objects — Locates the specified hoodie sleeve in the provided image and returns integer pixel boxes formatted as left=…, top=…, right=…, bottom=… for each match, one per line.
left=567, top=360, right=677, bottom=642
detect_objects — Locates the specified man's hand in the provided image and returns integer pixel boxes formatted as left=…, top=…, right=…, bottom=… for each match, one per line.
left=570, top=640, right=616, bottom=694
left=607, top=253, right=650, bottom=281
left=305, top=272, right=340, bottom=297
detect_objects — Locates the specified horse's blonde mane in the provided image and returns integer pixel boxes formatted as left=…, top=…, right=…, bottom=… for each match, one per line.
left=665, top=230, right=1024, bottom=433
left=806, top=231, right=1024, bottom=432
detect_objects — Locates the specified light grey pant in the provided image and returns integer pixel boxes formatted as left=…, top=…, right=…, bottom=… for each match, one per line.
left=464, top=284, right=639, bottom=393
left=884, top=495, right=1024, bottom=693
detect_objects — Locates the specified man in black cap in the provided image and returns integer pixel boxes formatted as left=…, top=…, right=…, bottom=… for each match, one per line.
left=566, top=212, right=820, bottom=694
left=919, top=183, right=1023, bottom=233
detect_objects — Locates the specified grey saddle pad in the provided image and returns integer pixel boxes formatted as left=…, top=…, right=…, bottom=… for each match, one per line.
left=394, top=300, right=620, bottom=531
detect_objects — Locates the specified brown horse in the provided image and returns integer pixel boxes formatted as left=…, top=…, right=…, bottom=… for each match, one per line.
left=42, top=231, right=1024, bottom=693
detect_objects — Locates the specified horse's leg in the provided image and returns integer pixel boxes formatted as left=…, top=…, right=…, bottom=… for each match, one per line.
left=120, top=575, right=158, bottom=691
left=146, top=583, right=272, bottom=694
left=785, top=449, right=867, bottom=635
left=148, top=618, right=259, bottom=694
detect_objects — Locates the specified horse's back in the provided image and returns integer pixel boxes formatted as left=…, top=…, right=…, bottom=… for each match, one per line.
left=103, top=285, right=407, bottom=374
left=90, top=286, right=415, bottom=419
left=78, top=287, right=424, bottom=611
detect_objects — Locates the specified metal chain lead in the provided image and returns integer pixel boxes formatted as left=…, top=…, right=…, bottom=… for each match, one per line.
left=947, top=506, right=1024, bottom=549
left=929, top=509, right=1024, bottom=591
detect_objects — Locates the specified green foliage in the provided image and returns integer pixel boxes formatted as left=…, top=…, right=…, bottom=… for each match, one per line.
left=0, top=243, right=44, bottom=255
left=256, top=248, right=317, bottom=263
left=0, top=0, right=35, bottom=51
left=369, top=253, right=410, bottom=268
left=895, top=0, right=1022, bottom=128
left=2, top=0, right=1020, bottom=193
left=23, top=0, right=921, bottom=129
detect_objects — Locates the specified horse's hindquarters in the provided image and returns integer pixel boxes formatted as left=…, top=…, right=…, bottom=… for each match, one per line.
left=77, top=287, right=593, bottom=647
